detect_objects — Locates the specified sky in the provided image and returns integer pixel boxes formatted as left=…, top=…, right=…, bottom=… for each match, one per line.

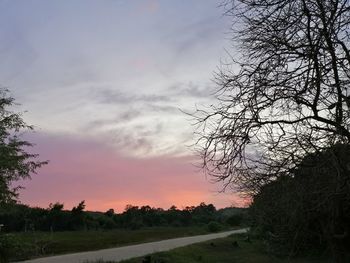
left=0, top=0, right=243, bottom=212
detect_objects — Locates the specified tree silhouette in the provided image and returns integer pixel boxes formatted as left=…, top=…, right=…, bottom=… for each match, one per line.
left=0, top=89, right=47, bottom=203
left=250, top=144, right=350, bottom=261
left=194, top=0, right=350, bottom=194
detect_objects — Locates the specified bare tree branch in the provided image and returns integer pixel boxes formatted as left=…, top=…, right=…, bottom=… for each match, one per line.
left=193, top=0, right=350, bottom=195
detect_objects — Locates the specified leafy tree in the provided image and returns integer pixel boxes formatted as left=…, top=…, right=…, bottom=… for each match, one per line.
left=194, top=0, right=350, bottom=194
left=168, top=205, right=177, bottom=211
left=207, top=221, right=222, bottom=232
left=0, top=89, right=47, bottom=203
left=104, top=208, right=115, bottom=217
left=192, top=203, right=216, bottom=224
left=48, top=202, right=64, bottom=231
left=70, top=200, right=86, bottom=230
left=250, top=144, right=350, bottom=261
left=49, top=202, right=64, bottom=211
left=72, top=200, right=85, bottom=213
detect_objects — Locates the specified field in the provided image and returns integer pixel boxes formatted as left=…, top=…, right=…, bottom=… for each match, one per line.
left=117, top=234, right=331, bottom=263
left=7, top=226, right=215, bottom=261
left=7, top=227, right=332, bottom=263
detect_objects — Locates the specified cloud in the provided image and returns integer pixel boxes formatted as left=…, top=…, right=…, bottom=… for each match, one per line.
left=0, top=1, right=231, bottom=160
left=168, top=82, right=214, bottom=98
left=96, top=89, right=173, bottom=105
left=75, top=80, right=216, bottom=157
left=109, top=126, right=154, bottom=154
left=83, top=109, right=141, bottom=131
left=145, top=103, right=179, bottom=114
left=81, top=118, right=164, bottom=156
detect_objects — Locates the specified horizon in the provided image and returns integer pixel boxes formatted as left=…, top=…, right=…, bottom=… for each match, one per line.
left=1, top=0, right=242, bottom=211
left=17, top=200, right=247, bottom=214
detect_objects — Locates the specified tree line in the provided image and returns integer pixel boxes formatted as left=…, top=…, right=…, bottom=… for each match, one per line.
left=0, top=201, right=245, bottom=232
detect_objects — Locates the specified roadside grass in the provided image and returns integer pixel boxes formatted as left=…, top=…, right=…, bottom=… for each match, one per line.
left=9, top=226, right=219, bottom=261
left=117, top=234, right=331, bottom=263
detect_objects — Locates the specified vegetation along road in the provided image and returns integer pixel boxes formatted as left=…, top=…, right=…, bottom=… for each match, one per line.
left=16, top=228, right=248, bottom=263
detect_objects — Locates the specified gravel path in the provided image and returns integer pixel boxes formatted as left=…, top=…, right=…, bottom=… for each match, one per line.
left=17, top=228, right=248, bottom=263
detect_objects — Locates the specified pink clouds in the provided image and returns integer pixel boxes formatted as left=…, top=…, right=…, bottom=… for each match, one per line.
left=18, top=133, right=242, bottom=212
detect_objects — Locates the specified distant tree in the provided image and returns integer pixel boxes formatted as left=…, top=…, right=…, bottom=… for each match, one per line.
left=168, top=205, right=177, bottom=211
left=124, top=204, right=138, bottom=212
left=140, top=205, right=152, bottom=213
left=48, top=202, right=64, bottom=231
left=0, top=89, right=47, bottom=203
left=184, top=206, right=195, bottom=213
left=72, top=200, right=85, bottom=213
left=71, top=200, right=86, bottom=230
left=49, top=202, right=64, bottom=211
left=192, top=203, right=217, bottom=224
left=105, top=208, right=115, bottom=217
left=194, top=0, right=350, bottom=195
left=207, top=221, right=222, bottom=232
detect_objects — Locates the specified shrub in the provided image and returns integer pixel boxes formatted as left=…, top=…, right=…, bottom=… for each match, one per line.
left=250, top=144, right=350, bottom=260
left=0, top=234, right=13, bottom=262
left=128, top=219, right=144, bottom=230
left=207, top=221, right=222, bottom=232
left=0, top=234, right=36, bottom=262
left=226, top=214, right=242, bottom=226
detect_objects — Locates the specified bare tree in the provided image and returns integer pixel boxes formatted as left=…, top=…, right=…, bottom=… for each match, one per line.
left=194, top=0, right=350, bottom=195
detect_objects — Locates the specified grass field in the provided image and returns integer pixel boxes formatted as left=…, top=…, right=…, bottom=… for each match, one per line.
left=116, top=234, right=331, bottom=263
left=8, top=226, right=216, bottom=261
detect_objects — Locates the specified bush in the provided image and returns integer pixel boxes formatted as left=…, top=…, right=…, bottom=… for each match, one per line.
left=128, top=219, right=144, bottom=230
left=101, top=217, right=117, bottom=230
left=226, top=214, right=242, bottom=226
left=250, top=144, right=350, bottom=260
left=0, top=234, right=13, bottom=262
left=0, top=234, right=36, bottom=262
left=207, top=221, right=222, bottom=232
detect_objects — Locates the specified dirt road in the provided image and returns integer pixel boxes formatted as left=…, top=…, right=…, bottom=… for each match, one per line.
left=18, top=228, right=248, bottom=263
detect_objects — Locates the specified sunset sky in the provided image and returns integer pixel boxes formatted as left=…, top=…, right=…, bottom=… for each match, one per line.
left=1, top=0, right=241, bottom=212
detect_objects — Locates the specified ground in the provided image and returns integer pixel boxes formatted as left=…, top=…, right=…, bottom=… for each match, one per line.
left=7, top=226, right=214, bottom=261
left=117, top=234, right=331, bottom=263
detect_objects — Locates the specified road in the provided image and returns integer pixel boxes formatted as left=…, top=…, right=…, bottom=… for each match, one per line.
left=18, top=228, right=248, bottom=263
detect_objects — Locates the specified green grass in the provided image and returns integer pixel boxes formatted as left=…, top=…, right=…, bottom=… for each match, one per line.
left=9, top=226, right=216, bottom=261
left=117, top=234, right=331, bottom=263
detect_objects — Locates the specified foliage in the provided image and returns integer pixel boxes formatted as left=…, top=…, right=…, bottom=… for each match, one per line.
left=193, top=0, right=350, bottom=195
left=0, top=89, right=47, bottom=203
left=71, top=200, right=87, bottom=230
left=0, top=201, right=246, bottom=260
left=226, top=214, right=243, bottom=227
left=0, top=201, right=244, bottom=232
left=48, top=202, right=65, bottom=231
left=0, top=233, right=36, bottom=262
left=207, top=221, right=222, bottom=232
left=0, top=234, right=13, bottom=262
left=250, top=144, right=350, bottom=261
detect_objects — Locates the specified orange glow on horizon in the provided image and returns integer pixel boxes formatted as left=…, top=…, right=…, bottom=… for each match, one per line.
left=18, top=134, right=245, bottom=212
